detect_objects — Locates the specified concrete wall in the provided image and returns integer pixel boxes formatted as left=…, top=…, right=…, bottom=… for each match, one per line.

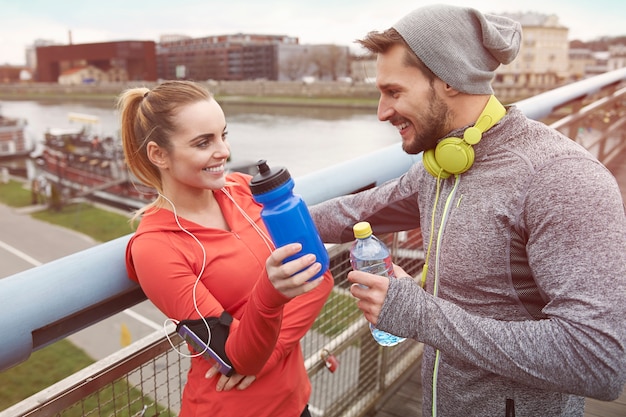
left=0, top=79, right=546, bottom=103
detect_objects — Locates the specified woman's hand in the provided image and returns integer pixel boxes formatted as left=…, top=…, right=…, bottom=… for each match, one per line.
left=265, top=243, right=324, bottom=299
left=206, top=365, right=257, bottom=391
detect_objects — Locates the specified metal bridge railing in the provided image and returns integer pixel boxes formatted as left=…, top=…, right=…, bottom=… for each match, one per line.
left=1, top=68, right=625, bottom=417
left=549, top=84, right=626, bottom=163
left=2, top=232, right=426, bottom=417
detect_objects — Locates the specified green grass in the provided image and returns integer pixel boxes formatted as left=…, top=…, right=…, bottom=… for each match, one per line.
left=216, top=94, right=377, bottom=109
left=31, top=202, right=133, bottom=242
left=0, top=339, right=169, bottom=416
left=68, top=380, right=170, bottom=417
left=0, top=183, right=168, bottom=414
left=0, top=339, right=94, bottom=410
left=313, top=289, right=362, bottom=337
left=0, top=179, right=133, bottom=242
left=0, top=90, right=378, bottom=109
left=0, top=180, right=140, bottom=413
left=0, top=179, right=34, bottom=207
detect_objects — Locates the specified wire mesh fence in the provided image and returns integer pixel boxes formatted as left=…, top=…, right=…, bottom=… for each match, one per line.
left=2, top=229, right=424, bottom=417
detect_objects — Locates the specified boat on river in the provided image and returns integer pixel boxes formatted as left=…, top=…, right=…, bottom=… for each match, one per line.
left=33, top=112, right=157, bottom=209
left=34, top=112, right=257, bottom=210
left=0, top=110, right=32, bottom=161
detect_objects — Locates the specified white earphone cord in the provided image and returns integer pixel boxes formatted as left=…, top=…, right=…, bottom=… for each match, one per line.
left=221, top=187, right=274, bottom=253
left=159, top=188, right=274, bottom=359
left=159, top=192, right=211, bottom=359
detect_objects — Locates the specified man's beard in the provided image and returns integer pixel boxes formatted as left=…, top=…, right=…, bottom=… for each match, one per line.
left=402, top=90, right=451, bottom=155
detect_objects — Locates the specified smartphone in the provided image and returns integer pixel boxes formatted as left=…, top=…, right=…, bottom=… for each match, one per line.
left=177, top=324, right=233, bottom=376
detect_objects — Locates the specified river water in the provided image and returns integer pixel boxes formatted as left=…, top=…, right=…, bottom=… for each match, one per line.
left=0, top=99, right=398, bottom=178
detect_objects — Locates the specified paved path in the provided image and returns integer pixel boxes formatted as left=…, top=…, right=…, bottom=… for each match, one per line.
left=0, top=201, right=167, bottom=362
left=0, top=203, right=96, bottom=277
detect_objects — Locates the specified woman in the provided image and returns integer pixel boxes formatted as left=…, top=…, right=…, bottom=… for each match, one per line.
left=118, top=80, right=333, bottom=417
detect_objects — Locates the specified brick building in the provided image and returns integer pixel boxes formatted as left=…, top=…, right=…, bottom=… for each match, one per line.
left=0, top=65, right=31, bottom=83
left=35, top=41, right=157, bottom=83
left=157, top=33, right=294, bottom=81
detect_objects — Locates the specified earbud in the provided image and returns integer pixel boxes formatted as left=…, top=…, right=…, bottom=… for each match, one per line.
left=423, top=96, right=506, bottom=178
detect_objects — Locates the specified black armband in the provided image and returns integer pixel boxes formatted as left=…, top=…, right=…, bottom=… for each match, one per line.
left=176, top=311, right=234, bottom=376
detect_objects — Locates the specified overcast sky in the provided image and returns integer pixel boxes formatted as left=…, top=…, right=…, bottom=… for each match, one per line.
left=1, top=0, right=624, bottom=66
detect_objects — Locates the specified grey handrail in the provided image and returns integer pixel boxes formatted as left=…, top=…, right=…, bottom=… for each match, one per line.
left=1, top=67, right=625, bottom=372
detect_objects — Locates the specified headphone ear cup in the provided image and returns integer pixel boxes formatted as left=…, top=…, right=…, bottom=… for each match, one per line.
left=423, top=148, right=451, bottom=179
left=434, top=137, right=475, bottom=175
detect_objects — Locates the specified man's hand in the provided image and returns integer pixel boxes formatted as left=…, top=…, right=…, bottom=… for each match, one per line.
left=348, top=270, right=390, bottom=326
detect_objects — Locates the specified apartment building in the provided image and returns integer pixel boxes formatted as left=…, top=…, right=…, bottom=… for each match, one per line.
left=345, top=12, right=572, bottom=100
left=495, top=12, right=570, bottom=100
left=156, top=33, right=292, bottom=81
left=608, top=44, right=626, bottom=71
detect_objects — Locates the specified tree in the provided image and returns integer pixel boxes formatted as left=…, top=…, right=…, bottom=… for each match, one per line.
left=308, top=45, right=348, bottom=81
left=282, top=53, right=309, bottom=81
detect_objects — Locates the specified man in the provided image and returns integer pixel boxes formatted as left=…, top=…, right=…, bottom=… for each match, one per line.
left=309, top=5, right=626, bottom=417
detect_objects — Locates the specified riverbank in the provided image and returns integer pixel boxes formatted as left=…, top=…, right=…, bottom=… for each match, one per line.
left=0, top=80, right=380, bottom=109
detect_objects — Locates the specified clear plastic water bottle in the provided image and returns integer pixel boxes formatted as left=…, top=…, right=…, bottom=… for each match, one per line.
left=350, top=221, right=406, bottom=347
left=249, top=160, right=329, bottom=280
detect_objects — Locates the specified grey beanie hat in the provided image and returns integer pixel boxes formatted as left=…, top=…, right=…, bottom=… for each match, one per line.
left=393, top=4, right=522, bottom=94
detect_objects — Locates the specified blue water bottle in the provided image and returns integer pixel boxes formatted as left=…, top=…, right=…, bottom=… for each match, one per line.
left=350, top=221, right=406, bottom=347
left=249, top=160, right=329, bottom=280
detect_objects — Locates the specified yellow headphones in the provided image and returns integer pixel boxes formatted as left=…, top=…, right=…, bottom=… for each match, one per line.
left=422, top=95, right=506, bottom=179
